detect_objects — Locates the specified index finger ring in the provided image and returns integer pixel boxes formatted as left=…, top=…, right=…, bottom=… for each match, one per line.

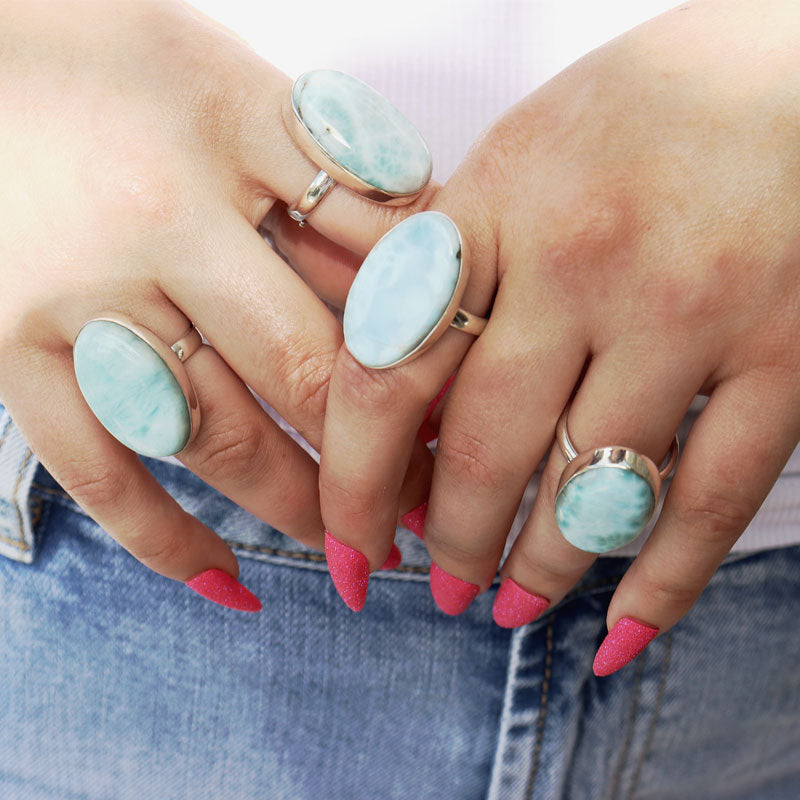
left=554, top=405, right=679, bottom=553
left=283, top=69, right=432, bottom=225
left=73, top=313, right=202, bottom=458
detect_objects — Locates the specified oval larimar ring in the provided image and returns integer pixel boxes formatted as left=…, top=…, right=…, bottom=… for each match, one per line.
left=283, top=69, right=432, bottom=225
left=73, top=313, right=202, bottom=458
left=344, top=211, right=487, bottom=370
left=554, top=405, right=679, bottom=553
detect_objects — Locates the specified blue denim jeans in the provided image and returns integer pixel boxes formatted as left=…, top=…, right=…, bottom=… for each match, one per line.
left=1, top=416, right=800, bottom=799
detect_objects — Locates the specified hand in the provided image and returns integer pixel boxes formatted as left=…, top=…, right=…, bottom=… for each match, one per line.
left=315, top=0, right=800, bottom=670
left=0, top=0, right=432, bottom=609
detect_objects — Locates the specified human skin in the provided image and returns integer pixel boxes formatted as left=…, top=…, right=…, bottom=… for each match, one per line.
left=306, top=0, right=800, bottom=666
left=0, top=0, right=432, bottom=603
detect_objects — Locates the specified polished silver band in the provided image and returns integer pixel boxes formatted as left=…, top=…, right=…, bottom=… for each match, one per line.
left=287, top=170, right=336, bottom=226
left=556, top=406, right=679, bottom=480
left=171, top=326, right=202, bottom=362
left=450, top=308, right=488, bottom=337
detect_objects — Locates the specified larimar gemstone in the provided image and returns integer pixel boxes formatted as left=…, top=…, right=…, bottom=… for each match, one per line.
left=74, top=320, right=191, bottom=457
left=292, top=69, right=432, bottom=195
left=344, top=212, right=462, bottom=369
left=555, top=466, right=656, bottom=553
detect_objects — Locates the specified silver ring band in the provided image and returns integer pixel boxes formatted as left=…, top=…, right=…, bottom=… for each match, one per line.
left=287, top=170, right=336, bottom=226
left=556, top=407, right=679, bottom=480
left=450, top=308, right=488, bottom=337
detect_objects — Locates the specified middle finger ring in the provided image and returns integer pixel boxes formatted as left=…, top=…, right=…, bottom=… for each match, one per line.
left=553, top=405, right=679, bottom=553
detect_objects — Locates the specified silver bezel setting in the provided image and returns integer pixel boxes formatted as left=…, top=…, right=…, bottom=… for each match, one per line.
left=283, top=73, right=432, bottom=205
left=75, top=312, right=201, bottom=455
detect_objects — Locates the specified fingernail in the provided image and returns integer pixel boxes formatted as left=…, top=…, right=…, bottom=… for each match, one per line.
left=417, top=373, right=456, bottom=444
left=492, top=578, right=550, bottom=629
left=325, top=530, right=370, bottom=612
left=401, top=501, right=428, bottom=539
left=380, top=543, right=402, bottom=570
left=593, top=617, right=659, bottom=676
left=185, top=568, right=262, bottom=613
left=417, top=420, right=439, bottom=444
left=425, top=373, right=456, bottom=420
left=430, top=562, right=480, bottom=616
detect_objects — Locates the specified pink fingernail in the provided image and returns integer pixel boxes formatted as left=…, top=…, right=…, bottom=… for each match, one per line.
left=325, top=531, right=370, bottom=612
left=430, top=562, right=480, bottom=616
left=401, top=502, right=428, bottom=539
left=380, top=543, right=402, bottom=570
left=593, top=617, right=659, bottom=676
left=492, top=578, right=550, bottom=629
left=417, top=421, right=439, bottom=444
left=417, top=373, right=456, bottom=444
left=185, top=568, right=262, bottom=612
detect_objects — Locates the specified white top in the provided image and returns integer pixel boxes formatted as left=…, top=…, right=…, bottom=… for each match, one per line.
left=190, top=0, right=800, bottom=555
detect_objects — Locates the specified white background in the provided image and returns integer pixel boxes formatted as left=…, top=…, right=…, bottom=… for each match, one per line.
left=189, top=0, right=680, bottom=178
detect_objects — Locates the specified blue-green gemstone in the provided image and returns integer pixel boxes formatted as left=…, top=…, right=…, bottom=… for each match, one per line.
left=292, top=69, right=432, bottom=196
left=344, top=211, right=462, bottom=368
left=555, top=466, right=656, bottom=553
left=74, top=320, right=191, bottom=458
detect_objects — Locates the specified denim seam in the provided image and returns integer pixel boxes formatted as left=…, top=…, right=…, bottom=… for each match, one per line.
left=0, top=429, right=33, bottom=554
left=608, top=656, right=645, bottom=800
left=30, top=482, right=635, bottom=588
left=227, top=539, right=434, bottom=575
left=525, top=613, right=555, bottom=799
left=627, top=630, right=672, bottom=800
left=0, top=415, right=12, bottom=451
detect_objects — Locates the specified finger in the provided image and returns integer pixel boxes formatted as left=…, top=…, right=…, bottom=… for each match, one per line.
left=176, top=344, right=325, bottom=551
left=319, top=190, right=497, bottom=611
left=493, top=347, right=703, bottom=628
left=263, top=202, right=360, bottom=309
left=594, top=373, right=800, bottom=676
left=159, top=212, right=342, bottom=451
left=420, top=281, right=587, bottom=614
left=3, top=349, right=261, bottom=612
left=159, top=212, right=432, bottom=557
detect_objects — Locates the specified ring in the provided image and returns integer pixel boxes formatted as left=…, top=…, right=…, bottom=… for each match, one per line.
left=553, top=405, right=679, bottom=553
left=283, top=69, right=432, bottom=225
left=343, top=211, right=488, bottom=369
left=73, top=313, right=202, bottom=458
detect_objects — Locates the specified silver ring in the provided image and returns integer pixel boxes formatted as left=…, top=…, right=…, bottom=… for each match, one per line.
left=73, top=313, right=202, bottom=458
left=283, top=69, right=432, bottom=224
left=343, top=212, right=488, bottom=370
left=553, top=404, right=679, bottom=553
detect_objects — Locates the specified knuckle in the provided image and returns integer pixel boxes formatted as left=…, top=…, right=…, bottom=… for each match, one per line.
left=130, top=529, right=192, bottom=571
left=332, top=351, right=417, bottom=417
left=57, top=460, right=134, bottom=510
left=672, top=484, right=754, bottom=544
left=277, top=345, right=335, bottom=426
left=436, top=428, right=508, bottom=493
left=189, top=414, right=274, bottom=486
left=321, top=474, right=383, bottom=529
left=637, top=569, right=701, bottom=611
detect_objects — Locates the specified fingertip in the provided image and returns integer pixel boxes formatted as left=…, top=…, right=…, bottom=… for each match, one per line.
left=185, top=568, right=262, bottom=613
left=592, top=616, right=658, bottom=677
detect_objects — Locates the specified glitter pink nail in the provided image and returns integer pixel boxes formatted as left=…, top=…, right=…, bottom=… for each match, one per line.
left=184, top=568, right=262, bottom=613
left=492, top=578, right=550, bottom=629
left=325, top=531, right=370, bottom=612
left=401, top=502, right=428, bottom=539
left=430, top=562, right=480, bottom=616
left=380, top=543, right=402, bottom=570
left=593, top=617, right=659, bottom=676
left=417, top=373, right=456, bottom=444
